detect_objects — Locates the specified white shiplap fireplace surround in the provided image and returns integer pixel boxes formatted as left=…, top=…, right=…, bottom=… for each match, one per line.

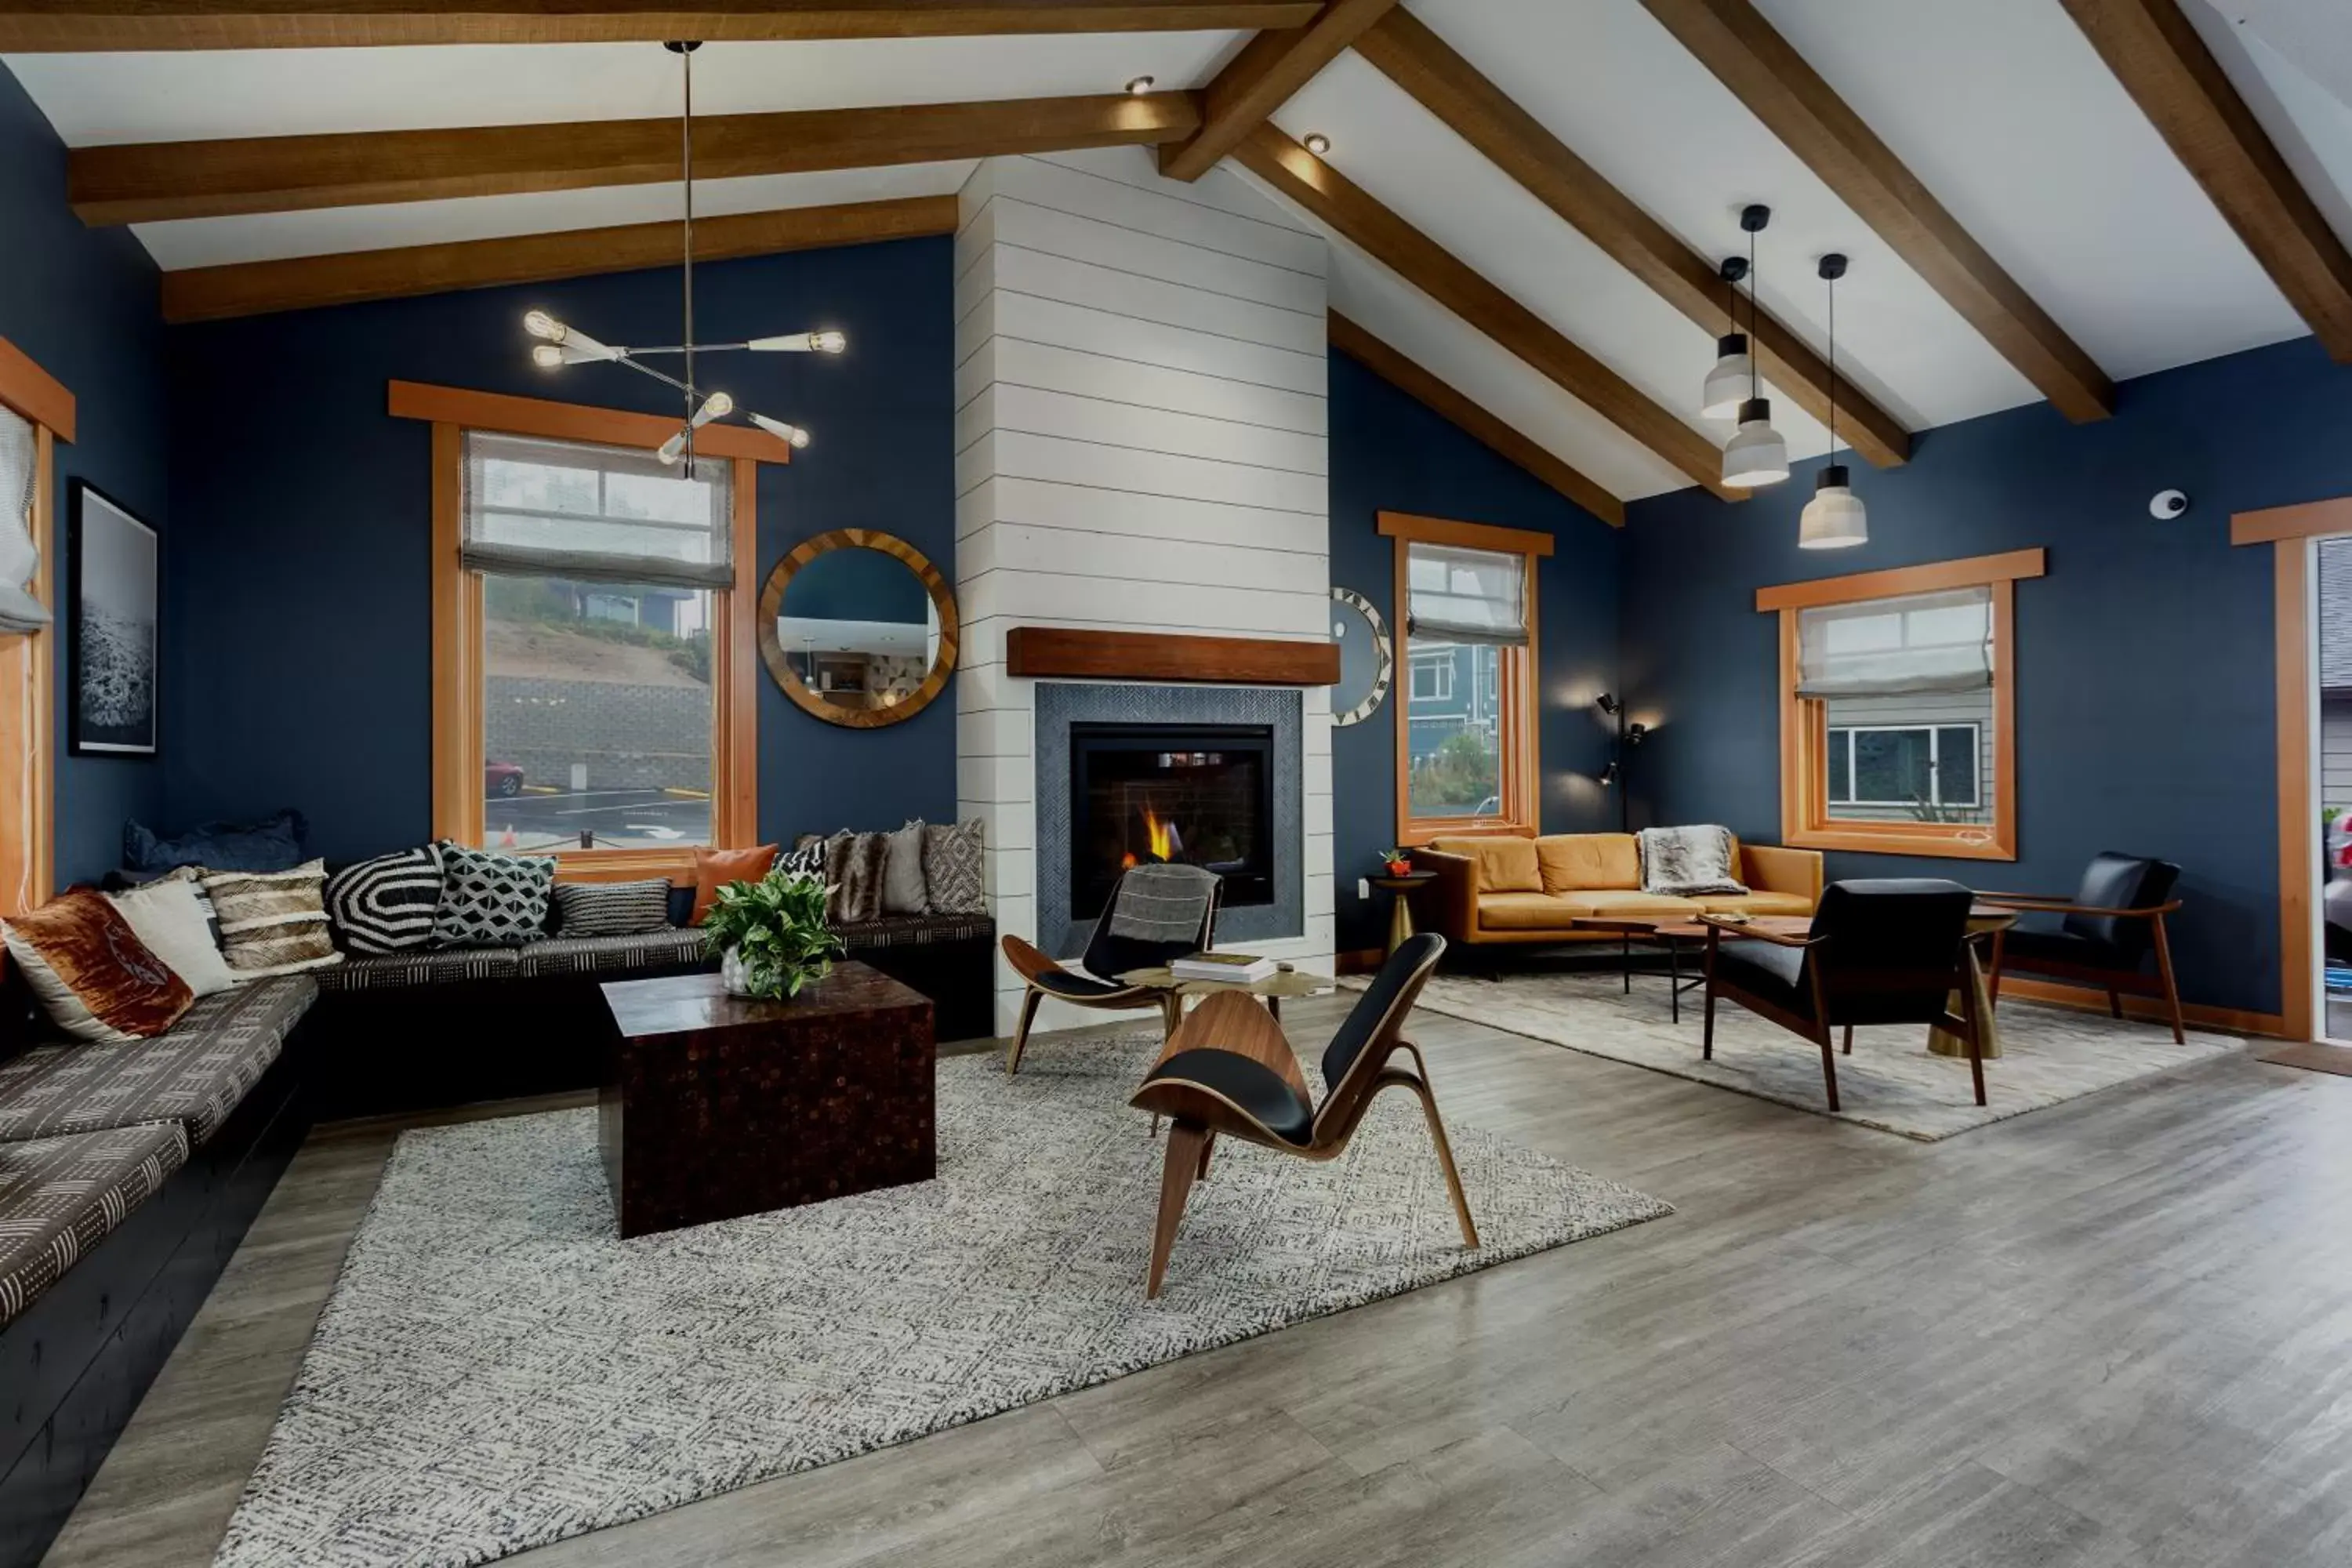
left=953, top=148, right=1335, bottom=1038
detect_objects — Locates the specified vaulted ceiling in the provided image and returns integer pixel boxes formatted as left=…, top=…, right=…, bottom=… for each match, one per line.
left=9, top=0, right=2350, bottom=511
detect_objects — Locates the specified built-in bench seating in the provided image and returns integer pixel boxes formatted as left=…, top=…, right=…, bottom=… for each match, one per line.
left=0, top=906, right=993, bottom=1568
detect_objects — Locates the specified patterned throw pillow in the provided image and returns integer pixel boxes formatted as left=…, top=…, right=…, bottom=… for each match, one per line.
left=325, top=845, right=445, bottom=955
left=202, top=860, right=345, bottom=978
left=432, top=846, right=556, bottom=948
left=779, top=837, right=827, bottom=880
left=922, top=818, right=986, bottom=914
left=552, top=880, right=673, bottom=938
left=0, top=889, right=194, bottom=1043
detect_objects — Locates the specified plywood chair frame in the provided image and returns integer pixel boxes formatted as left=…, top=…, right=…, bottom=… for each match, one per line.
left=1000, top=865, right=1221, bottom=1075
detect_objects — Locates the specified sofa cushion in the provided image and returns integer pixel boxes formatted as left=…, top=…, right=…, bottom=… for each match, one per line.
left=1536, top=833, right=1640, bottom=893
left=0, top=1123, right=190, bottom=1330
left=0, top=975, right=315, bottom=1148
left=1692, top=891, right=1815, bottom=917
left=515, top=929, right=710, bottom=980
left=836, top=912, right=996, bottom=949
left=318, top=946, right=524, bottom=991
left=1554, top=889, right=1704, bottom=918
left=1475, top=892, right=1584, bottom=931
left=1713, top=940, right=1812, bottom=1016
left=1432, top=836, right=1541, bottom=894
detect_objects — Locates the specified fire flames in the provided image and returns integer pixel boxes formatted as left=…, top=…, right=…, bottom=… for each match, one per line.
left=1121, top=807, right=1182, bottom=869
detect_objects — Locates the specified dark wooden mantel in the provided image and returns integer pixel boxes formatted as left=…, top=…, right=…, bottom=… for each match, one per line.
left=1005, top=627, right=1339, bottom=686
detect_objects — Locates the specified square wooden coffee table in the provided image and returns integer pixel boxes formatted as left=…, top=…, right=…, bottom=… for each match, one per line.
left=599, top=962, right=935, bottom=1238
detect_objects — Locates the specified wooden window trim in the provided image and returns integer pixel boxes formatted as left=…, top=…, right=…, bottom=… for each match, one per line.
left=411, top=385, right=768, bottom=884
left=1761, top=548, right=2045, bottom=862
left=0, top=338, right=70, bottom=916
left=1382, top=511, right=1543, bottom=847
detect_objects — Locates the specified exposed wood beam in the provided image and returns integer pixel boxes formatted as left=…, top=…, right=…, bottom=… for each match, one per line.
left=1156, top=0, right=1399, bottom=182
left=1641, top=0, right=2115, bottom=423
left=161, top=194, right=958, bottom=323
left=0, top=2, right=1319, bottom=50
left=1356, top=9, right=1909, bottom=469
left=1236, top=125, right=1736, bottom=500
left=71, top=92, right=1198, bottom=226
left=2060, top=0, right=2352, bottom=361
left=1329, top=311, right=1624, bottom=525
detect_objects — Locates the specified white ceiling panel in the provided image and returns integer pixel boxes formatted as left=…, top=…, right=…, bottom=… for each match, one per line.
left=1407, top=0, right=2031, bottom=433
left=2198, top=0, right=2352, bottom=117
left=1, top=31, right=1244, bottom=144
left=2184, top=0, right=2352, bottom=256
left=1751, top=0, right=2305, bottom=383
left=133, top=161, right=977, bottom=270
left=1274, top=50, right=1835, bottom=465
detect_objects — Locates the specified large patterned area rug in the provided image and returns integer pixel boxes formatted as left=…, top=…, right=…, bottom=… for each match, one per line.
left=214, top=1041, right=1669, bottom=1568
left=1359, top=967, right=2242, bottom=1141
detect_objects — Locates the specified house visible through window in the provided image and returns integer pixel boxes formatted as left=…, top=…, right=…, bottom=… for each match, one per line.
left=1825, top=724, right=1983, bottom=813
left=465, top=430, right=731, bottom=854
left=1408, top=650, right=1454, bottom=702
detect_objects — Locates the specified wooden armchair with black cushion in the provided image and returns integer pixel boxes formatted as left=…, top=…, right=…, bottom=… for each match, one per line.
left=1978, top=853, right=2185, bottom=1044
left=1127, top=932, right=1475, bottom=1299
left=1000, top=863, right=1220, bottom=1075
left=1701, top=879, right=1987, bottom=1112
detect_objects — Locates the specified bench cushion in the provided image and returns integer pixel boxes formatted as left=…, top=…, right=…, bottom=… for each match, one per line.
left=0, top=976, right=315, bottom=1148
left=0, top=1123, right=189, bottom=1329
left=319, top=947, right=524, bottom=991
left=515, top=929, right=709, bottom=980
left=835, top=913, right=994, bottom=949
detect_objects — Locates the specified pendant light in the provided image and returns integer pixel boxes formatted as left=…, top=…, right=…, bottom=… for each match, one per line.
left=1720, top=204, right=1789, bottom=489
left=1700, top=255, right=1752, bottom=419
left=1798, top=252, right=1868, bottom=550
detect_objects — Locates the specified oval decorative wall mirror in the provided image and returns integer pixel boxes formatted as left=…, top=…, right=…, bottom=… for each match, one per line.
left=1329, top=585, right=1392, bottom=728
left=758, top=528, right=959, bottom=728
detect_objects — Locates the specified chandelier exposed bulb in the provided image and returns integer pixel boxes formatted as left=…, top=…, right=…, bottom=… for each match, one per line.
left=693, top=390, right=733, bottom=423
left=524, top=309, right=564, bottom=341
left=531, top=343, right=564, bottom=368
left=750, top=412, right=812, bottom=449
left=746, top=330, right=848, bottom=354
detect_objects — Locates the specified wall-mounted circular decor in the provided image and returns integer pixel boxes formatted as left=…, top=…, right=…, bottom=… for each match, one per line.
left=1329, top=585, right=1392, bottom=728
left=758, top=528, right=959, bottom=728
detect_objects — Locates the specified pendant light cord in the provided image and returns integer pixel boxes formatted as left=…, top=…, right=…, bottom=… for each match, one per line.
left=1747, top=223, right=1759, bottom=404
left=681, top=44, right=696, bottom=471
left=1827, top=270, right=1838, bottom=459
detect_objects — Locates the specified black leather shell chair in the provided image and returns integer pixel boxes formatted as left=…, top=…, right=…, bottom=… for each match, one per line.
left=1980, top=853, right=2186, bottom=1043
left=1000, top=862, right=1221, bottom=1075
left=1701, top=879, right=1986, bottom=1112
left=1127, top=932, right=1475, bottom=1299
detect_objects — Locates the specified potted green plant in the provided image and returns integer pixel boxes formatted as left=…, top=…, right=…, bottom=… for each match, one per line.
left=700, top=867, right=844, bottom=1000
left=1381, top=846, right=1414, bottom=877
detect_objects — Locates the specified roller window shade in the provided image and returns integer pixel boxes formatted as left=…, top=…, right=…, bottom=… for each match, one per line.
left=461, top=430, right=732, bottom=589
left=1406, top=541, right=1527, bottom=647
left=0, top=407, right=48, bottom=633
left=1798, top=586, right=1991, bottom=699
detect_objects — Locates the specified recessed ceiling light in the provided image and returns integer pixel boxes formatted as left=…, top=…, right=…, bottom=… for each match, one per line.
left=1125, top=75, right=1155, bottom=95
left=1303, top=132, right=1332, bottom=156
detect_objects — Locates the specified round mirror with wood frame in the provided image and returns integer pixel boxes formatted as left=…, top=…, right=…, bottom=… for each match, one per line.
left=758, top=528, right=958, bottom=728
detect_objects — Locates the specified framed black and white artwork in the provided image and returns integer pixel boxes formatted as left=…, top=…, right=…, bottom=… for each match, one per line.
left=69, top=481, right=158, bottom=757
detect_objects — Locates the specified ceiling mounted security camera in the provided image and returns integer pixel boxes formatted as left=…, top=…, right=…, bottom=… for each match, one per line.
left=2150, top=489, right=2189, bottom=520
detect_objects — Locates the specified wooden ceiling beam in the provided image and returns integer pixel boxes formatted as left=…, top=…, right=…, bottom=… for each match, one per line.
left=1330, top=310, right=1624, bottom=526
left=69, top=91, right=1197, bottom=226
left=0, top=2, right=1320, bottom=50
left=1641, top=0, right=2115, bottom=423
left=1156, top=0, right=1399, bottom=183
left=159, top=194, right=958, bottom=323
left=2060, top=0, right=2352, bottom=361
left=1356, top=9, right=1908, bottom=469
left=1236, top=125, right=1735, bottom=499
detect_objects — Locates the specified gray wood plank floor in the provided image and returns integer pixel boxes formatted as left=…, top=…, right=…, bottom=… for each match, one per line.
left=39, top=996, right=2352, bottom=1568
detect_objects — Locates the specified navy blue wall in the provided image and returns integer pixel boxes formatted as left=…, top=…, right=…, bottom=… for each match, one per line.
left=1625, top=334, right=2352, bottom=1016
left=1329, top=350, right=1623, bottom=955
left=163, top=237, right=957, bottom=864
left=1, top=65, right=170, bottom=883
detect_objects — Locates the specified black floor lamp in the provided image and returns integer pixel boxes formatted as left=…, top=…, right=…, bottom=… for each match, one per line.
left=1596, top=693, right=1647, bottom=835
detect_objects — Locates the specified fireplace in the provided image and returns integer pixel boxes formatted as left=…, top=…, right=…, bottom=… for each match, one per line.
left=1069, top=722, right=1276, bottom=923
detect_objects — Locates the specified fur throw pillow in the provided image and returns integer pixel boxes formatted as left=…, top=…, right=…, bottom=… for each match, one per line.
left=1638, top=826, right=1748, bottom=898
left=823, top=830, right=890, bottom=925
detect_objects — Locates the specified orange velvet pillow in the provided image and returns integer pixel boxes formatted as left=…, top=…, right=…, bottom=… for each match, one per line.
left=0, top=888, right=195, bottom=1044
left=690, top=844, right=779, bottom=921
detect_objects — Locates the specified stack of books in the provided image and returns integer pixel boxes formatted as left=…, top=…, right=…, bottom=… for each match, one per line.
left=1170, top=951, right=1277, bottom=984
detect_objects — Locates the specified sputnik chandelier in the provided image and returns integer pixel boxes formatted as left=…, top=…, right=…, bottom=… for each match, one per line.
left=523, top=40, right=844, bottom=468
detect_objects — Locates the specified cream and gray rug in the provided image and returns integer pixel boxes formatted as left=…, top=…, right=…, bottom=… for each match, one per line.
left=1356, top=968, right=2244, bottom=1141
left=214, top=1043, right=1669, bottom=1568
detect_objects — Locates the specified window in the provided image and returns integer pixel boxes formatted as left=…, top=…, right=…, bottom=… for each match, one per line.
left=1381, top=511, right=1551, bottom=843
left=1761, top=550, right=2042, bottom=859
left=1409, top=651, right=1454, bottom=702
left=0, top=340, right=67, bottom=916
left=407, top=381, right=772, bottom=881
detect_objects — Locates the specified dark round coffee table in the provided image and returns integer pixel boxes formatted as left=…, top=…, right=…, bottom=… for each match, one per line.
left=1569, top=916, right=1716, bottom=1022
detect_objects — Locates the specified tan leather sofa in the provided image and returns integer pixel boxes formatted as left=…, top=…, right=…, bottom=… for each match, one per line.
left=1415, top=832, right=1824, bottom=950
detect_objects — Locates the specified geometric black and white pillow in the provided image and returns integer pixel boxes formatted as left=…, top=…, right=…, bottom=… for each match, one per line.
left=779, top=838, right=827, bottom=880
left=325, top=845, right=445, bottom=955
left=551, top=879, right=672, bottom=938
left=431, top=845, right=556, bottom=948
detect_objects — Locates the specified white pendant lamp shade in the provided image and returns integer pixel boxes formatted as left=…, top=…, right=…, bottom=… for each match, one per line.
left=1722, top=397, right=1789, bottom=488
left=1701, top=333, right=1753, bottom=419
left=1798, top=463, right=1868, bottom=549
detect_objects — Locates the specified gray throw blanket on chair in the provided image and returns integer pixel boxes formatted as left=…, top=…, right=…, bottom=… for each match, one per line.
left=1106, top=862, right=1219, bottom=946
left=1639, top=825, right=1748, bottom=898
